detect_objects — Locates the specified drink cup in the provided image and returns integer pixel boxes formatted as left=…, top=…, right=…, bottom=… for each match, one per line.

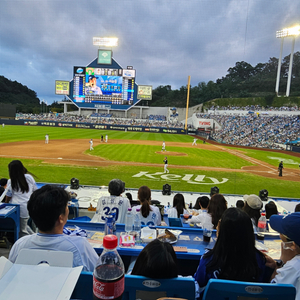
left=203, top=234, right=211, bottom=242
left=203, top=227, right=212, bottom=243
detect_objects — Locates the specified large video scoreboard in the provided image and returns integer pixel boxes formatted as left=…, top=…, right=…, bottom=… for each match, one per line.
left=72, top=64, right=136, bottom=107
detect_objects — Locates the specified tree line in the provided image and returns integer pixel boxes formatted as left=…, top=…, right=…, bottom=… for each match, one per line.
left=146, top=51, right=300, bottom=107
left=1, top=52, right=300, bottom=113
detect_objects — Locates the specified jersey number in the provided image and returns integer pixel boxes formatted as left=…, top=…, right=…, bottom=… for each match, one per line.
left=101, top=207, right=119, bottom=221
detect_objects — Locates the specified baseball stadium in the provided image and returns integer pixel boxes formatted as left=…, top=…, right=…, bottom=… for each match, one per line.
left=1, top=34, right=300, bottom=300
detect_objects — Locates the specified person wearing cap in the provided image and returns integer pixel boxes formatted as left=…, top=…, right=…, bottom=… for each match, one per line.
left=85, top=75, right=102, bottom=95
left=91, top=179, right=131, bottom=224
left=269, top=213, right=300, bottom=299
left=210, top=186, right=219, bottom=198
left=278, top=161, right=283, bottom=177
left=243, top=194, right=263, bottom=233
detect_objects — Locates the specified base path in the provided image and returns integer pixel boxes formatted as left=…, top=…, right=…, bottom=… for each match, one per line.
left=0, top=139, right=299, bottom=182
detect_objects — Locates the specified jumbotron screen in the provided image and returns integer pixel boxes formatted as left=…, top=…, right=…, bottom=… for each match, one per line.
left=73, top=66, right=135, bottom=105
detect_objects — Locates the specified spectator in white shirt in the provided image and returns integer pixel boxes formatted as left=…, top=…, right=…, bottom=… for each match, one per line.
left=167, top=193, right=189, bottom=218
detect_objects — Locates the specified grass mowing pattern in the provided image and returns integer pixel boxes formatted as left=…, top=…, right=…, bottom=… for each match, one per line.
left=235, top=148, right=300, bottom=169
left=90, top=144, right=253, bottom=168
left=0, top=125, right=299, bottom=198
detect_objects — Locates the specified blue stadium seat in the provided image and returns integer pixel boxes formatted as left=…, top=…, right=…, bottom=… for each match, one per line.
left=71, top=272, right=195, bottom=300
left=168, top=217, right=183, bottom=227
left=202, top=278, right=296, bottom=300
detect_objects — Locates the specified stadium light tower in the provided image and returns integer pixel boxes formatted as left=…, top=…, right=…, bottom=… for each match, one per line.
left=275, top=25, right=300, bottom=97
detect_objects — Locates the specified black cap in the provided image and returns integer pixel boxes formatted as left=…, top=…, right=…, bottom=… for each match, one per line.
left=259, top=189, right=268, bottom=201
left=210, top=186, right=219, bottom=196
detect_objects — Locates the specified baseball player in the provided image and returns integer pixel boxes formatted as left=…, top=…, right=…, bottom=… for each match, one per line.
left=105, top=134, right=108, bottom=143
left=163, top=157, right=169, bottom=173
left=192, top=138, right=197, bottom=146
left=45, top=134, right=49, bottom=144
left=101, top=135, right=104, bottom=142
left=89, top=139, right=94, bottom=150
left=162, top=141, right=166, bottom=151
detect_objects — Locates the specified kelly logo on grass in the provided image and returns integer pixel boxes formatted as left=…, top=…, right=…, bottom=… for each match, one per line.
left=132, top=172, right=228, bottom=185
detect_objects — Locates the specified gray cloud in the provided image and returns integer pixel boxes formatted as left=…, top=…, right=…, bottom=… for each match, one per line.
left=0, top=0, right=299, bottom=103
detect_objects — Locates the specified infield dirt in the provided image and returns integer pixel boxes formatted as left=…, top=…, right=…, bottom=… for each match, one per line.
left=0, top=139, right=299, bottom=182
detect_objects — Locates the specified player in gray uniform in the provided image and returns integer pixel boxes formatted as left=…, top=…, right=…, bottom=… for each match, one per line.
left=162, top=141, right=166, bottom=151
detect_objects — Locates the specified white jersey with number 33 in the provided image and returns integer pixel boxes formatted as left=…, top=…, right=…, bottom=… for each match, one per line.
left=91, top=196, right=131, bottom=224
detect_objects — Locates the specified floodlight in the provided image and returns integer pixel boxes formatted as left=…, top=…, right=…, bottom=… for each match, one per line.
left=276, top=25, right=300, bottom=38
left=93, top=37, right=118, bottom=47
left=275, top=25, right=299, bottom=97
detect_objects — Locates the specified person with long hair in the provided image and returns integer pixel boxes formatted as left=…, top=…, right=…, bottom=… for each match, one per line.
left=131, top=239, right=178, bottom=278
left=167, top=193, right=189, bottom=218
left=5, top=160, right=37, bottom=237
left=265, top=201, right=278, bottom=220
left=207, top=193, right=227, bottom=229
left=194, top=207, right=276, bottom=297
left=132, top=186, right=161, bottom=226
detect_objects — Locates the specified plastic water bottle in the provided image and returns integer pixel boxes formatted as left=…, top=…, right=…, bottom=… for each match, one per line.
left=258, top=213, right=267, bottom=233
left=133, top=208, right=141, bottom=244
left=202, top=215, right=213, bottom=242
left=125, top=208, right=134, bottom=233
left=93, top=235, right=125, bottom=300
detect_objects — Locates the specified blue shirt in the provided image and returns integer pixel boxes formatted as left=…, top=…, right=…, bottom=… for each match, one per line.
left=9, top=233, right=99, bottom=272
left=194, top=250, right=271, bottom=297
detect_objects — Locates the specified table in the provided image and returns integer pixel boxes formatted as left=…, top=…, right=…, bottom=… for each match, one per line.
left=0, top=203, right=20, bottom=242
left=66, top=220, right=216, bottom=260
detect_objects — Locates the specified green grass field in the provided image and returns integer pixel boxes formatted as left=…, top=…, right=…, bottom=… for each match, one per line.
left=0, top=125, right=299, bottom=198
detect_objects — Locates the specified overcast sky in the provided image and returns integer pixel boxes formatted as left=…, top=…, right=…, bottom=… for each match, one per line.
left=0, top=0, right=299, bottom=104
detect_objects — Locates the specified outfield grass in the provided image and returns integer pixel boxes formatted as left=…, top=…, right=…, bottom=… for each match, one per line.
left=0, top=125, right=299, bottom=198
left=235, top=148, right=300, bottom=169
left=0, top=125, right=193, bottom=143
left=89, top=144, right=253, bottom=169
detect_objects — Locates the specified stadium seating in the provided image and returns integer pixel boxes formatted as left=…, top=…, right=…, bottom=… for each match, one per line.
left=71, top=272, right=195, bottom=300
left=202, top=278, right=296, bottom=300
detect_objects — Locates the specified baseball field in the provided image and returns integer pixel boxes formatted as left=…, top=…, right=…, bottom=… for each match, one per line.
left=0, top=125, right=300, bottom=198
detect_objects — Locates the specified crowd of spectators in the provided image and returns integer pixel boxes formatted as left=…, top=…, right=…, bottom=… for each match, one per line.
left=207, top=105, right=299, bottom=111
left=196, top=112, right=300, bottom=149
left=16, top=113, right=185, bottom=128
left=3, top=167, right=300, bottom=299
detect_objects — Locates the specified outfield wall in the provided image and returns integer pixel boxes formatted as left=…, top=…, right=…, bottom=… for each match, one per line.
left=0, top=119, right=196, bottom=135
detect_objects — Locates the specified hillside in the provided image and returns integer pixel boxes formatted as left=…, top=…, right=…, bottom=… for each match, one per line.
left=0, top=75, right=40, bottom=113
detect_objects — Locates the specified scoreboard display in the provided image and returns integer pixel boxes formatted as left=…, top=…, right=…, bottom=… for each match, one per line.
left=72, top=66, right=136, bottom=106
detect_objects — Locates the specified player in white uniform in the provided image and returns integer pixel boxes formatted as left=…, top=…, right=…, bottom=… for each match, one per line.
left=162, top=141, right=166, bottom=151
left=163, top=157, right=169, bottom=173
left=8, top=185, right=98, bottom=272
left=105, top=134, right=108, bottom=143
left=89, top=139, right=94, bottom=150
left=85, top=75, right=102, bottom=95
left=45, top=134, right=49, bottom=144
left=192, top=138, right=197, bottom=146
left=91, top=179, right=131, bottom=224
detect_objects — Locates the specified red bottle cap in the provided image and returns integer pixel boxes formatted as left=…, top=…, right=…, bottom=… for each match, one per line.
left=103, top=234, right=118, bottom=249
